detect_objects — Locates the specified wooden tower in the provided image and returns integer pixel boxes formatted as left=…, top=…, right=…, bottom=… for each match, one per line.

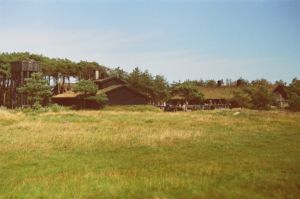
left=10, top=60, right=40, bottom=108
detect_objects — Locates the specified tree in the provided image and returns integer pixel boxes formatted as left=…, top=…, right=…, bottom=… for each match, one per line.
left=171, top=82, right=204, bottom=104
left=85, top=92, right=108, bottom=108
left=205, top=80, right=217, bottom=87
left=237, top=78, right=249, bottom=87
left=73, top=80, right=107, bottom=108
left=152, top=75, right=169, bottom=103
left=249, top=86, right=276, bottom=110
left=230, top=90, right=251, bottom=108
left=231, top=85, right=276, bottom=110
left=109, top=67, right=128, bottom=80
left=251, top=78, right=271, bottom=87
left=288, top=93, right=300, bottom=111
left=0, top=62, right=11, bottom=106
left=17, top=72, right=51, bottom=107
left=287, top=78, right=300, bottom=111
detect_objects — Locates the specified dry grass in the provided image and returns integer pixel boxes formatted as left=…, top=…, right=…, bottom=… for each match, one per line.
left=0, top=107, right=300, bottom=198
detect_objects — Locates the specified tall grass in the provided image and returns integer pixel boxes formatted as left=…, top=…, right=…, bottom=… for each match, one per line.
left=0, top=108, right=299, bottom=198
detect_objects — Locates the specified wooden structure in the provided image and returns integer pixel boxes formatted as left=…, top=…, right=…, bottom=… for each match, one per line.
left=52, top=77, right=149, bottom=107
left=10, top=60, right=40, bottom=108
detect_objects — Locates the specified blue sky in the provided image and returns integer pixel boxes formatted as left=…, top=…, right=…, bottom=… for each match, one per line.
left=0, top=0, right=299, bottom=82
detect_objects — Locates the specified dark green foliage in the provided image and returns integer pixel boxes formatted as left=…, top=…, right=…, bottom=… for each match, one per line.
left=126, top=67, right=169, bottom=103
left=171, top=82, right=204, bottom=103
left=73, top=80, right=107, bottom=108
left=109, top=67, right=129, bottom=80
left=251, top=78, right=271, bottom=87
left=250, top=86, right=276, bottom=110
left=0, top=62, right=11, bottom=106
left=17, top=72, right=51, bottom=107
left=0, top=52, right=108, bottom=87
left=73, top=80, right=98, bottom=95
left=230, top=86, right=276, bottom=110
left=288, top=93, right=300, bottom=111
left=237, top=78, right=249, bottom=87
left=230, top=90, right=251, bottom=108
left=152, top=75, right=170, bottom=103
left=85, top=92, right=108, bottom=107
left=287, top=78, right=300, bottom=111
left=205, top=79, right=217, bottom=87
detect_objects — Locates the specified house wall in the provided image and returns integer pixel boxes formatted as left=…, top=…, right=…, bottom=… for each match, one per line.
left=106, top=87, right=148, bottom=105
left=52, top=98, right=79, bottom=106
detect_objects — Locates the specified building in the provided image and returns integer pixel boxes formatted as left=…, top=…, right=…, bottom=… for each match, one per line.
left=10, top=60, right=40, bottom=108
left=167, top=84, right=289, bottom=109
left=52, top=76, right=149, bottom=107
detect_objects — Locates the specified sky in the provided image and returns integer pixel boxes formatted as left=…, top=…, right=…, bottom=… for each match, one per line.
left=0, top=0, right=299, bottom=82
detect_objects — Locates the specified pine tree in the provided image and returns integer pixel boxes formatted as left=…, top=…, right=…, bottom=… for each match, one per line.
left=17, top=72, right=51, bottom=107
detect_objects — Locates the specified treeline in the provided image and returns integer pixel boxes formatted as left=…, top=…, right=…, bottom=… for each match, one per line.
left=176, top=78, right=300, bottom=111
left=0, top=52, right=109, bottom=106
left=0, top=52, right=108, bottom=84
left=1, top=52, right=300, bottom=111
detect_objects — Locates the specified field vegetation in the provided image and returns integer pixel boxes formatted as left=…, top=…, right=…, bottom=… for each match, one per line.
left=0, top=106, right=300, bottom=198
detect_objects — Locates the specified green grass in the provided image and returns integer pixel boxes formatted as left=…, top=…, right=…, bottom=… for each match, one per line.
left=0, top=108, right=300, bottom=198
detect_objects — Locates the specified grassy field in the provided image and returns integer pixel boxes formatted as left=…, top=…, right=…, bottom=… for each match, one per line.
left=0, top=106, right=300, bottom=199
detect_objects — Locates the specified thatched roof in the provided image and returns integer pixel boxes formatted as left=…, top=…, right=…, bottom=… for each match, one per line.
left=52, top=91, right=81, bottom=98
left=199, top=85, right=287, bottom=100
left=199, top=86, right=240, bottom=99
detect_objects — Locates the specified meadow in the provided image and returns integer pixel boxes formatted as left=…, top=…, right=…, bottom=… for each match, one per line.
left=0, top=106, right=299, bottom=199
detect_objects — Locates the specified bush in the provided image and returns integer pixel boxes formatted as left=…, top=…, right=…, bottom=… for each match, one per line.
left=230, top=86, right=276, bottom=110
left=288, top=93, right=300, bottom=111
left=17, top=72, right=51, bottom=107
left=230, top=90, right=251, bottom=108
left=85, top=92, right=108, bottom=108
left=287, top=78, right=300, bottom=111
left=250, top=86, right=276, bottom=110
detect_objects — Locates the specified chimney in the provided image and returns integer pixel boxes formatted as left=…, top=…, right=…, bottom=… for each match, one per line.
left=95, top=70, right=100, bottom=80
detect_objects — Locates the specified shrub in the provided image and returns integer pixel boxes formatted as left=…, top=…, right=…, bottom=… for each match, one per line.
left=250, top=86, right=276, bottom=110
left=17, top=72, right=51, bottom=107
left=287, top=78, right=300, bottom=111
left=230, top=90, right=251, bottom=108
left=288, top=93, right=300, bottom=111
left=85, top=92, right=108, bottom=108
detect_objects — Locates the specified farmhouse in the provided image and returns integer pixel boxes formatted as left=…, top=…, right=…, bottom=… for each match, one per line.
left=167, top=84, right=289, bottom=110
left=52, top=76, right=149, bottom=106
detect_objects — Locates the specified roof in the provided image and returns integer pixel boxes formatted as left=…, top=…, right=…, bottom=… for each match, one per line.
left=198, top=85, right=288, bottom=100
left=94, top=76, right=126, bottom=84
left=97, top=84, right=149, bottom=99
left=52, top=91, right=81, bottom=98
left=97, top=85, right=124, bottom=94
left=169, top=95, right=185, bottom=100
left=199, top=86, right=240, bottom=99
